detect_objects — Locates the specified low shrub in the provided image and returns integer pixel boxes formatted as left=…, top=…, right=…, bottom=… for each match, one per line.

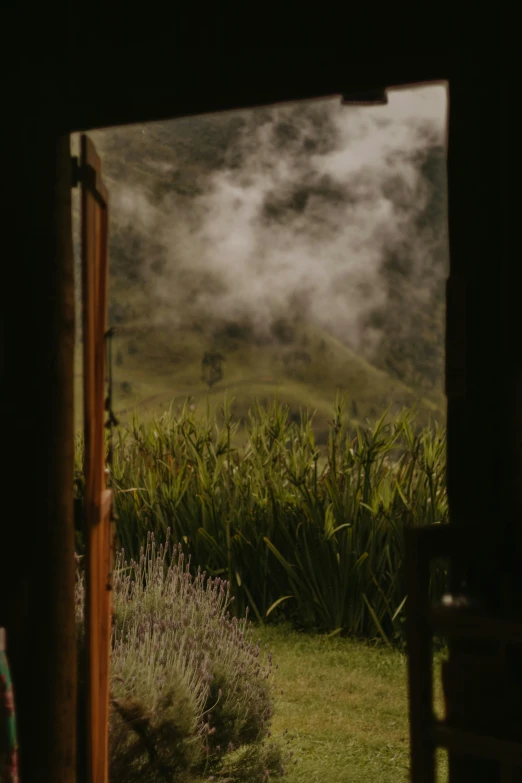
left=75, top=530, right=289, bottom=782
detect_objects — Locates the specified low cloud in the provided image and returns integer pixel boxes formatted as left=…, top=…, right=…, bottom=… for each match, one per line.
left=85, top=83, right=448, bottom=360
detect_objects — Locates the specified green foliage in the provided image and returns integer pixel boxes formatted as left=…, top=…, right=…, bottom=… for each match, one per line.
left=75, top=396, right=448, bottom=646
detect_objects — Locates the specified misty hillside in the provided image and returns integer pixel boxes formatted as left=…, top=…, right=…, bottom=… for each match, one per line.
left=72, top=86, right=448, bottom=429
left=73, top=316, right=443, bottom=437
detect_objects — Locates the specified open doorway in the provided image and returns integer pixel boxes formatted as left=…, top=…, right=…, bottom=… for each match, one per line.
left=72, top=83, right=450, bottom=782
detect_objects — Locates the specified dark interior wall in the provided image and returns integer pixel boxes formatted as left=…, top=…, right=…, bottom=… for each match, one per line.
left=1, top=14, right=516, bottom=782
left=444, top=52, right=520, bottom=781
left=2, top=95, right=77, bottom=780
left=447, top=56, right=520, bottom=590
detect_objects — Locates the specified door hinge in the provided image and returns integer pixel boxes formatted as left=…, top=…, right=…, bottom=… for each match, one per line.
left=71, top=156, right=99, bottom=194
left=71, top=156, right=81, bottom=188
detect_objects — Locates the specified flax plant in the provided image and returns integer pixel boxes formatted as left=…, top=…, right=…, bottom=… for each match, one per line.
left=74, top=395, right=448, bottom=645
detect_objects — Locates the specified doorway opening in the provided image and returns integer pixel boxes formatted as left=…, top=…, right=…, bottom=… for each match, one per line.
left=72, top=82, right=450, bottom=782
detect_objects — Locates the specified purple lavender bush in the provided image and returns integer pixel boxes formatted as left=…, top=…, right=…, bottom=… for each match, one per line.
left=75, top=529, right=290, bottom=782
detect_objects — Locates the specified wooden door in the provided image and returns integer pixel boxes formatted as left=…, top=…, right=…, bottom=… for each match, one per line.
left=79, top=133, right=112, bottom=783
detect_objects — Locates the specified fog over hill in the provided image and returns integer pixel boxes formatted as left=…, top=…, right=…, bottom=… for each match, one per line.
left=73, top=83, right=448, bottom=396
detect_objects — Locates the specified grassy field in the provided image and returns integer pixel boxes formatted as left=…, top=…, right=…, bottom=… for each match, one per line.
left=241, top=624, right=448, bottom=783
left=193, top=623, right=448, bottom=783
left=73, top=319, right=445, bottom=437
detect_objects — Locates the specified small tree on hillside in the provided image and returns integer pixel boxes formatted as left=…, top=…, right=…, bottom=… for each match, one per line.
left=201, top=352, right=225, bottom=388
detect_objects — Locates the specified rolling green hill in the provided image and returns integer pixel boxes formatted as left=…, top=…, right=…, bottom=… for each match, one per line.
left=74, top=316, right=445, bottom=436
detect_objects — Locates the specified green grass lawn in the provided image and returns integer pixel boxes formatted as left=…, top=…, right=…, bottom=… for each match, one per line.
left=238, top=624, right=448, bottom=783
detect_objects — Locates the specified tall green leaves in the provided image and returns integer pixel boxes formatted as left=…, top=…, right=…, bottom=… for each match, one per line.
left=74, top=396, right=448, bottom=644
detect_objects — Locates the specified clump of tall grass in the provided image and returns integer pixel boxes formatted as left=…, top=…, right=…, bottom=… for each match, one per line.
left=74, top=394, right=448, bottom=645
left=75, top=530, right=289, bottom=782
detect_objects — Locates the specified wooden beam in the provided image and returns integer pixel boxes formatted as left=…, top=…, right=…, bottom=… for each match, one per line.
left=62, top=52, right=453, bottom=134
